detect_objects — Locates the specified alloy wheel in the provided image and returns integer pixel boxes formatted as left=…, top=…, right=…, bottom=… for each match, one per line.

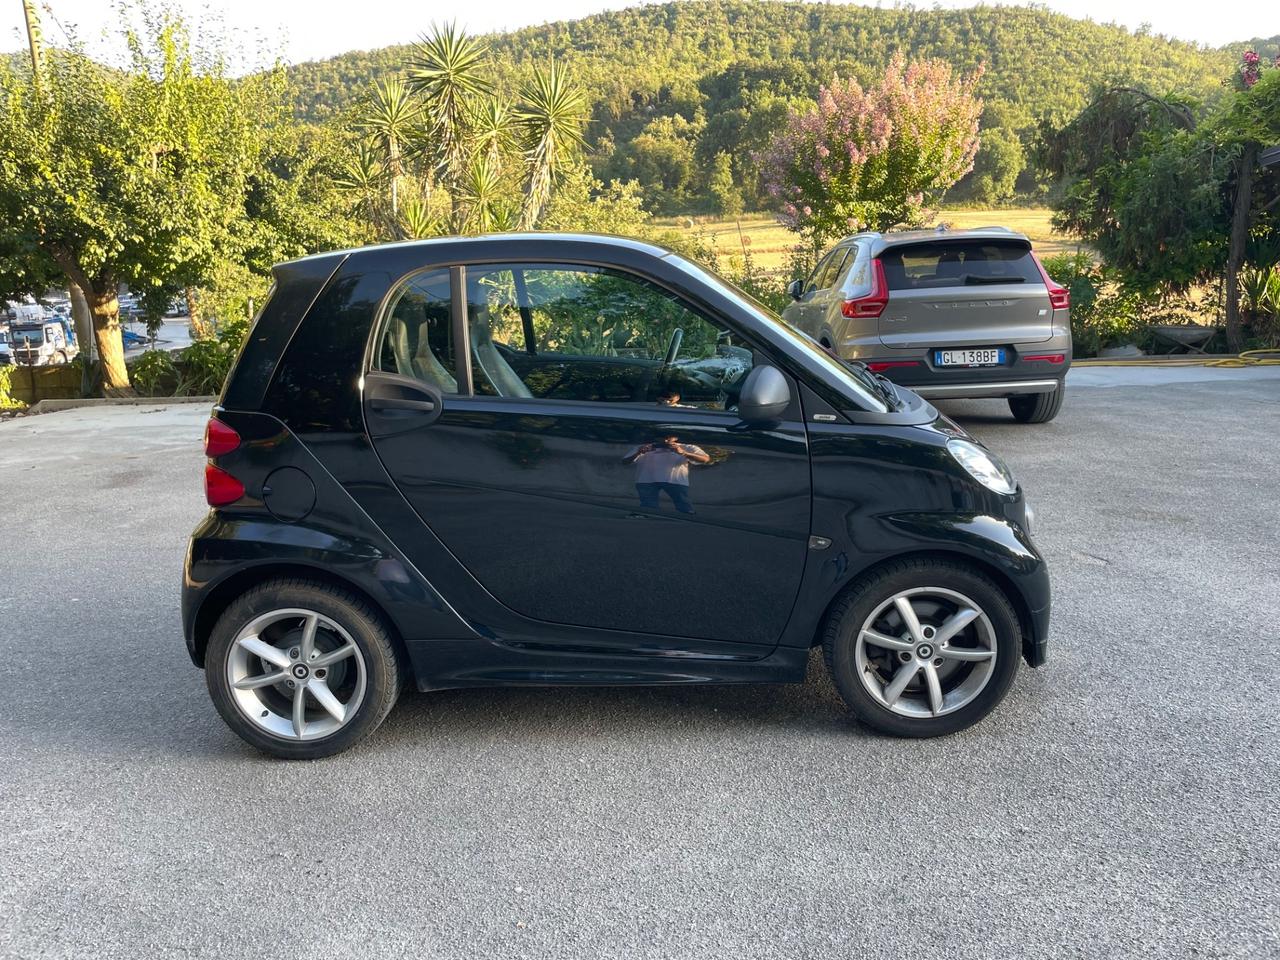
left=226, top=608, right=367, bottom=741
left=853, top=587, right=997, bottom=719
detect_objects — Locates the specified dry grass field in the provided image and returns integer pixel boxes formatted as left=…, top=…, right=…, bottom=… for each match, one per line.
left=656, top=208, right=1087, bottom=273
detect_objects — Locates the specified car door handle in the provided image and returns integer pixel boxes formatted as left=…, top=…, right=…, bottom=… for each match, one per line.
left=370, top=396, right=436, bottom=413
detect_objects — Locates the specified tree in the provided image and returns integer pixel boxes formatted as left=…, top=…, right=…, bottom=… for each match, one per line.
left=1041, top=59, right=1280, bottom=349
left=963, top=127, right=1026, bottom=205
left=758, top=55, right=983, bottom=248
left=708, top=152, right=742, bottom=216
left=516, top=60, right=590, bottom=229
left=342, top=24, right=587, bottom=239
left=0, top=16, right=277, bottom=392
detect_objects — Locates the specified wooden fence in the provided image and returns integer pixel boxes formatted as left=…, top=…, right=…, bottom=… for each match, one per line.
left=5, top=364, right=83, bottom=404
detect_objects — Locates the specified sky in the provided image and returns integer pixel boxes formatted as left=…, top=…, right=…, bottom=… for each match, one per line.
left=2, top=0, right=1273, bottom=68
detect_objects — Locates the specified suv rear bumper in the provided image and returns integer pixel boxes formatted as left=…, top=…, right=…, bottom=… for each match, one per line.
left=914, top=378, right=1060, bottom=399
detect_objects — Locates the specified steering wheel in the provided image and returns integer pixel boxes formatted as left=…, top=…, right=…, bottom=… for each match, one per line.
left=661, top=327, right=684, bottom=367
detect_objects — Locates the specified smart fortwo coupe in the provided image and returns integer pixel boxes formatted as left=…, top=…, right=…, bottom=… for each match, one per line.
left=182, top=234, right=1050, bottom=759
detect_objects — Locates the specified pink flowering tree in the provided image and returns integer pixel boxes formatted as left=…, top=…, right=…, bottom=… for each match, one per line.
left=759, top=55, right=983, bottom=248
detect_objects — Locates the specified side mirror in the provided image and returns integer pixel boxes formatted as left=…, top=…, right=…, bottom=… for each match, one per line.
left=787, top=278, right=804, bottom=300
left=737, top=365, right=791, bottom=423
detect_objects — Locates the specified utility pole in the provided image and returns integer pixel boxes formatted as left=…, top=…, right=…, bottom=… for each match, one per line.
left=21, top=0, right=45, bottom=93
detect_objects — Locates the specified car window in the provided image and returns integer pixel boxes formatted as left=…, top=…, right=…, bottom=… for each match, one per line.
left=880, top=240, right=1040, bottom=290
left=804, top=249, right=840, bottom=294
left=373, top=268, right=458, bottom=393
left=464, top=263, right=754, bottom=410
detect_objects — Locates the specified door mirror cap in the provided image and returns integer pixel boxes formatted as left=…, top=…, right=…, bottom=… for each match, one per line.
left=787, top=278, right=804, bottom=300
left=737, top=365, right=791, bottom=423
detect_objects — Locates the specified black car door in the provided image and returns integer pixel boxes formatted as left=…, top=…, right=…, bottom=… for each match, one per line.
left=363, top=261, right=812, bottom=650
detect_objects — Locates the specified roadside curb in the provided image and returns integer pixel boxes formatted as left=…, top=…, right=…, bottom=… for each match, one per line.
left=25, top=396, right=217, bottom=416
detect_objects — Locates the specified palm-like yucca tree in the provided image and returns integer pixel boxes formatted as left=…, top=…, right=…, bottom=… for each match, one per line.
left=516, top=59, right=589, bottom=229
left=400, top=197, right=440, bottom=240
left=461, top=152, right=513, bottom=234
left=334, top=139, right=390, bottom=230
left=407, top=22, right=492, bottom=186
left=470, top=98, right=514, bottom=172
left=359, top=78, right=422, bottom=218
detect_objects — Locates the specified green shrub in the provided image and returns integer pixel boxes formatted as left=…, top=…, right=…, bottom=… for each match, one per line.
left=0, top=364, right=25, bottom=409
left=132, top=349, right=179, bottom=397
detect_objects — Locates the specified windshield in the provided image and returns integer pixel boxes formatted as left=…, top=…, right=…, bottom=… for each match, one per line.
left=661, top=253, right=890, bottom=413
left=11, top=327, right=46, bottom=346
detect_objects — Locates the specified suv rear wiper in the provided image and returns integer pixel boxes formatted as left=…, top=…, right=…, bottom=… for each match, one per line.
left=963, top=275, right=1025, bottom=285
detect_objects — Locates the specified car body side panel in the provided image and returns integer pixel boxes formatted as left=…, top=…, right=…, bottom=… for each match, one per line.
left=791, top=418, right=1050, bottom=664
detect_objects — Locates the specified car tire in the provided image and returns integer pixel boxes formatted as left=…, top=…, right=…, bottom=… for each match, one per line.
left=205, top=578, right=401, bottom=759
left=822, top=557, right=1021, bottom=737
left=1008, top=384, right=1064, bottom=423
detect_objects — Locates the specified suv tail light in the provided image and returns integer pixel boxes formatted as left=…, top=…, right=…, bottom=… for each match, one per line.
left=204, top=418, right=241, bottom=457
left=841, top=259, right=890, bottom=319
left=1032, top=254, right=1070, bottom=311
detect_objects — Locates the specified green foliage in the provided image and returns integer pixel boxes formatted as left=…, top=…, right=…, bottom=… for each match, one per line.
left=178, top=314, right=251, bottom=396
left=0, top=364, right=25, bottom=410
left=285, top=1, right=1236, bottom=214
left=708, top=152, right=742, bottom=217
left=961, top=127, right=1026, bottom=205
left=131, top=349, right=179, bottom=397
left=342, top=23, right=588, bottom=238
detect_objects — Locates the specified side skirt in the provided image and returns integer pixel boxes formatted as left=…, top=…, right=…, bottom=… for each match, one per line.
left=405, top=639, right=811, bottom=691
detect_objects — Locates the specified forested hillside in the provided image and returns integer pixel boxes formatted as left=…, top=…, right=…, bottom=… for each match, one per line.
left=285, top=1, right=1257, bottom=213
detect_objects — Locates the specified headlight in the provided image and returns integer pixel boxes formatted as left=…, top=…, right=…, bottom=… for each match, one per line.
left=946, top=439, right=1017, bottom=495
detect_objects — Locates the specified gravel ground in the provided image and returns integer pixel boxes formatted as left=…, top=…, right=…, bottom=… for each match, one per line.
left=1, top=371, right=1277, bottom=959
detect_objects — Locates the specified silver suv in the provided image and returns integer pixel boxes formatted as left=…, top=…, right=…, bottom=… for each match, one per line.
left=782, top=227, right=1071, bottom=423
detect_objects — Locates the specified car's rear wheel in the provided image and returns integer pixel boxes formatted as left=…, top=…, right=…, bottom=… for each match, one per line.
left=823, top=558, right=1021, bottom=737
left=205, top=579, right=401, bottom=759
left=1008, top=383, right=1064, bottom=423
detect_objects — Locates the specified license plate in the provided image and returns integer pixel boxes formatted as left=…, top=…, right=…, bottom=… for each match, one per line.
left=935, top=348, right=1005, bottom=367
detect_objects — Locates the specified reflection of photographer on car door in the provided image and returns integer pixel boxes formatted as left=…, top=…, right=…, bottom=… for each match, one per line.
left=623, top=436, right=710, bottom=514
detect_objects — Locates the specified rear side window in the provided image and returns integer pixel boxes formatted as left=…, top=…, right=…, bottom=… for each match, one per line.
left=374, top=268, right=457, bottom=393
left=879, top=241, right=1040, bottom=290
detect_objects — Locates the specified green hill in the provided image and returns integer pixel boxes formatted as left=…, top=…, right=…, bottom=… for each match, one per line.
left=284, top=1, right=1257, bottom=212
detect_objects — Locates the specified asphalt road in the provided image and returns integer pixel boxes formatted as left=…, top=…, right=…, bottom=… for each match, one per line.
left=1, top=371, right=1278, bottom=959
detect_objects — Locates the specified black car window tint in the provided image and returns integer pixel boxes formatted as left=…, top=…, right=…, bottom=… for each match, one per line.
left=880, top=241, right=1040, bottom=290
left=463, top=263, right=754, bottom=411
left=374, top=268, right=458, bottom=393
left=805, top=249, right=839, bottom=293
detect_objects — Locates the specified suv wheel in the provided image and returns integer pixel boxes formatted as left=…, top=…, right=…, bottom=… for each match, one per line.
left=205, top=579, right=401, bottom=759
left=823, top=558, right=1021, bottom=737
left=1008, top=384, right=1064, bottom=423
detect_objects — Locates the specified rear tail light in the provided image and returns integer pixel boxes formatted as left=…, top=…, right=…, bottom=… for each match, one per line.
left=841, top=259, right=890, bottom=319
left=866, top=360, right=920, bottom=373
left=1023, top=353, right=1066, bottom=364
left=204, top=418, right=241, bottom=456
left=1031, top=254, right=1070, bottom=311
left=204, top=463, right=245, bottom=507
left=203, top=418, right=243, bottom=506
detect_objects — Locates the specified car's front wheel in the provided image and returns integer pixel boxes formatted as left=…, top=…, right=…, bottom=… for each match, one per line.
left=205, top=579, right=402, bottom=759
left=1008, top=383, right=1064, bottom=423
left=823, top=558, right=1021, bottom=737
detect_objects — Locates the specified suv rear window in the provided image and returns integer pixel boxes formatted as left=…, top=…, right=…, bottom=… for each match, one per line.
left=880, top=240, right=1040, bottom=290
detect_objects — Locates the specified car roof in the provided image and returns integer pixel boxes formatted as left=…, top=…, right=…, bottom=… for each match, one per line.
left=835, top=226, right=1033, bottom=256
left=275, top=232, right=679, bottom=272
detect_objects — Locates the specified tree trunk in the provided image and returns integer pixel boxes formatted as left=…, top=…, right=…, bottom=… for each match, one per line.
left=185, top=287, right=211, bottom=340
left=85, top=283, right=132, bottom=395
left=1225, top=141, right=1257, bottom=354
left=69, top=283, right=97, bottom=397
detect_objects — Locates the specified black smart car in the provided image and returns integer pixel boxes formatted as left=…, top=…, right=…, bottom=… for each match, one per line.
left=183, top=234, right=1049, bottom=758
